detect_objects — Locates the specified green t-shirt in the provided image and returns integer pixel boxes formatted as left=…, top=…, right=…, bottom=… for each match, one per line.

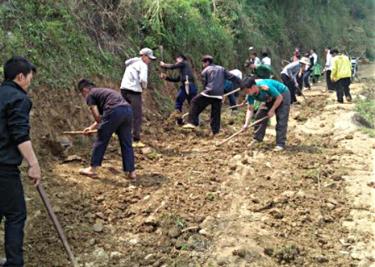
left=246, top=79, right=288, bottom=105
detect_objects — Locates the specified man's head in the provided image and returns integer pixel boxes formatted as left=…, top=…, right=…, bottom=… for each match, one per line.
left=176, top=54, right=187, bottom=63
left=78, top=79, right=95, bottom=98
left=240, top=77, right=258, bottom=95
left=310, top=48, right=315, bottom=54
left=4, top=56, right=36, bottom=91
left=250, top=52, right=257, bottom=59
left=262, top=52, right=268, bottom=57
left=139, top=48, right=156, bottom=64
left=325, top=47, right=331, bottom=53
left=331, top=49, right=339, bottom=56
left=202, top=55, right=213, bottom=68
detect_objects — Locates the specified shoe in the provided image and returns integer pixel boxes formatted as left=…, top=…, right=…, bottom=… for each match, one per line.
left=79, top=167, right=98, bottom=178
left=133, top=141, right=146, bottom=148
left=182, top=123, right=196, bottom=129
left=273, top=145, right=284, bottom=152
left=346, top=96, right=352, bottom=102
left=0, top=258, right=6, bottom=266
left=128, top=171, right=137, bottom=179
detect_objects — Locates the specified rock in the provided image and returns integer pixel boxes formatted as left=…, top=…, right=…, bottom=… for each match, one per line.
left=281, top=190, right=296, bottom=198
left=198, top=228, right=212, bottom=237
left=264, top=247, right=274, bottom=256
left=270, top=209, right=284, bottom=219
left=110, top=251, right=122, bottom=260
left=315, top=255, right=329, bottom=263
left=91, top=247, right=109, bottom=265
left=296, top=190, right=306, bottom=198
left=232, top=248, right=247, bottom=258
left=63, top=154, right=83, bottom=163
left=93, top=222, right=104, bottom=232
left=352, top=113, right=374, bottom=128
left=141, top=147, right=153, bottom=155
left=326, top=203, right=335, bottom=210
left=88, top=238, right=96, bottom=245
left=345, top=134, right=354, bottom=140
left=167, top=226, right=181, bottom=238
left=58, top=136, right=73, bottom=149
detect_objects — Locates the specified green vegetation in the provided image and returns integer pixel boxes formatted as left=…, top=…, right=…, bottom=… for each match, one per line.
left=0, top=0, right=373, bottom=91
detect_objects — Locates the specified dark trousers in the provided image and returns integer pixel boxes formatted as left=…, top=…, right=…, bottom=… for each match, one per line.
left=303, top=70, right=311, bottom=89
left=281, top=74, right=297, bottom=104
left=121, top=90, right=142, bottom=142
left=175, top=84, right=198, bottom=112
left=224, top=87, right=237, bottom=107
left=334, top=77, right=352, bottom=103
left=326, top=70, right=334, bottom=91
left=188, top=94, right=222, bottom=134
left=0, top=169, right=26, bottom=267
left=91, top=106, right=135, bottom=172
left=253, top=90, right=291, bottom=147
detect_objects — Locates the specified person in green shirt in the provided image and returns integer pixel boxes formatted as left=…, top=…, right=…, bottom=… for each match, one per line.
left=241, top=78, right=291, bottom=151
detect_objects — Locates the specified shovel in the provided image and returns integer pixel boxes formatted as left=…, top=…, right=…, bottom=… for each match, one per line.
left=216, top=116, right=268, bottom=146
left=37, top=184, right=78, bottom=267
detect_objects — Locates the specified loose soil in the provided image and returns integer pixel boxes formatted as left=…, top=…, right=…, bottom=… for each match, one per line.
left=1, top=66, right=374, bottom=267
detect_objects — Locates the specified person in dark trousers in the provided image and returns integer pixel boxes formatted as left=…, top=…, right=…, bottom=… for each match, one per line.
left=120, top=48, right=156, bottom=148
left=0, top=56, right=41, bottom=267
left=330, top=49, right=352, bottom=103
left=223, top=69, right=243, bottom=110
left=324, top=47, right=335, bottom=92
left=78, top=79, right=136, bottom=179
left=241, top=77, right=291, bottom=151
left=159, top=54, right=198, bottom=125
left=280, top=57, right=310, bottom=104
left=183, top=55, right=241, bottom=134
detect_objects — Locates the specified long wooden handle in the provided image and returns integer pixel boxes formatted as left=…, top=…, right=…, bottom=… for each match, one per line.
left=216, top=116, right=268, bottom=146
left=63, top=130, right=97, bottom=135
left=223, top=87, right=241, bottom=97
left=37, top=184, right=78, bottom=267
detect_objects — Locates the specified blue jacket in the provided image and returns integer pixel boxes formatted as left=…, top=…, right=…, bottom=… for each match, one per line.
left=0, top=81, right=32, bottom=168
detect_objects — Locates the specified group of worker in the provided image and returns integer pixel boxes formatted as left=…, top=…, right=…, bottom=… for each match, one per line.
left=0, top=43, right=354, bottom=265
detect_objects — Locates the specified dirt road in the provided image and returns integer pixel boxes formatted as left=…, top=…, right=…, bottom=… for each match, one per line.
left=3, top=65, right=374, bottom=266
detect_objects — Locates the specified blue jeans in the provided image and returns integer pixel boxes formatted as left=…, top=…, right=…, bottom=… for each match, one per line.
left=303, top=70, right=311, bottom=89
left=91, top=105, right=135, bottom=172
left=0, top=168, right=26, bottom=267
left=223, top=87, right=237, bottom=107
left=175, top=84, right=198, bottom=112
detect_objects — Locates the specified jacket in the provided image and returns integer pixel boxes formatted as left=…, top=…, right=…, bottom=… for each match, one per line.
left=0, top=81, right=32, bottom=167
left=120, top=57, right=148, bottom=93
left=162, top=60, right=196, bottom=86
left=201, top=64, right=241, bottom=98
left=331, top=54, right=352, bottom=82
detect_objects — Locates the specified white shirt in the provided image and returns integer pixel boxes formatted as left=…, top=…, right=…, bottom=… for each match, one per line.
left=254, top=57, right=261, bottom=67
left=325, top=51, right=332, bottom=70
left=261, top=56, right=271, bottom=66
left=120, top=57, right=148, bottom=93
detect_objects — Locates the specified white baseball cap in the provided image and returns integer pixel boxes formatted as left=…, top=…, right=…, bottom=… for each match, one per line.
left=229, top=69, right=243, bottom=79
left=139, top=48, right=156, bottom=60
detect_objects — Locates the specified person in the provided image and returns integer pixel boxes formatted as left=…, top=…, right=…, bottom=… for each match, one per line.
left=324, top=47, right=334, bottom=92
left=292, top=48, right=300, bottom=62
left=261, top=52, right=271, bottom=66
left=280, top=57, right=310, bottom=104
left=244, top=52, right=261, bottom=71
left=120, top=48, right=156, bottom=148
left=241, top=77, right=291, bottom=151
left=159, top=54, right=197, bottom=125
left=183, top=55, right=241, bottom=134
left=0, top=56, right=41, bottom=266
left=302, top=49, right=318, bottom=90
left=330, top=49, right=352, bottom=103
left=223, top=69, right=243, bottom=110
left=78, top=79, right=136, bottom=179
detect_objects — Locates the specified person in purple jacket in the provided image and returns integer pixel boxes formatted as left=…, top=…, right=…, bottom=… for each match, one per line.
left=78, top=79, right=136, bottom=179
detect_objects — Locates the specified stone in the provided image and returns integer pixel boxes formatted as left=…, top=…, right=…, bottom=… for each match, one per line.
left=93, top=222, right=104, bottom=232
left=167, top=226, right=181, bottom=238
left=270, top=209, right=284, bottom=219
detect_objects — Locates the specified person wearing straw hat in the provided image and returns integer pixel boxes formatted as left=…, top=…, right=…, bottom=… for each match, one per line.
left=280, top=57, right=310, bottom=104
left=241, top=77, right=291, bottom=151
left=120, top=48, right=156, bottom=148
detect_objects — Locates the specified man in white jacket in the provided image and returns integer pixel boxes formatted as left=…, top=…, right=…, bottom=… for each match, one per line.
left=120, top=48, right=156, bottom=148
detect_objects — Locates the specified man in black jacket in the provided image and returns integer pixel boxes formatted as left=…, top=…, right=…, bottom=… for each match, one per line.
left=160, top=54, right=197, bottom=125
left=183, top=55, right=241, bottom=135
left=0, top=56, right=41, bottom=267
